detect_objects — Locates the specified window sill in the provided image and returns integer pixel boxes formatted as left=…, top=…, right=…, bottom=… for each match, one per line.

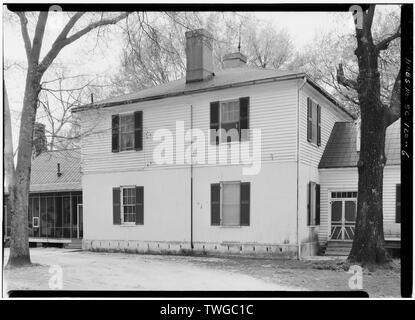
left=114, top=149, right=142, bottom=154
left=118, top=223, right=142, bottom=227
left=308, top=142, right=320, bottom=148
left=215, top=225, right=246, bottom=228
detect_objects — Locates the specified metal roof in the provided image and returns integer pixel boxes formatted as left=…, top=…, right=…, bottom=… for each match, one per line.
left=72, top=67, right=353, bottom=118
left=319, top=119, right=400, bottom=169
left=29, top=148, right=82, bottom=192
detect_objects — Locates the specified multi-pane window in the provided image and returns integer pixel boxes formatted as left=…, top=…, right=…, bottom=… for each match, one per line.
left=222, top=182, right=241, bottom=226
left=119, top=114, right=135, bottom=151
left=122, top=187, right=136, bottom=223
left=112, top=111, right=143, bottom=153
left=220, top=100, right=240, bottom=140
left=113, top=186, right=144, bottom=225
left=210, top=97, right=249, bottom=144
left=211, top=181, right=250, bottom=227
left=307, top=98, right=321, bottom=146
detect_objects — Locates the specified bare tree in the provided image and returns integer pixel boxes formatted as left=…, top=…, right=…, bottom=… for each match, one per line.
left=5, top=10, right=131, bottom=267
left=336, top=5, right=401, bottom=265
left=37, top=66, right=108, bottom=150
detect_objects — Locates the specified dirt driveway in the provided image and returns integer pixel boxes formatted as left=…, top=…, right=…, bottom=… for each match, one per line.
left=3, top=248, right=400, bottom=297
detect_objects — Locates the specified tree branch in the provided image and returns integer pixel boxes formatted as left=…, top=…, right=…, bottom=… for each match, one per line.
left=16, top=12, right=32, bottom=60
left=385, top=68, right=401, bottom=125
left=376, top=24, right=401, bottom=52
left=336, top=63, right=358, bottom=90
left=30, top=11, right=49, bottom=65
left=39, top=12, right=130, bottom=74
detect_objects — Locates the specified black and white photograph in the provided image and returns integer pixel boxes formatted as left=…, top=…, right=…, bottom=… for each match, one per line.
left=1, top=1, right=412, bottom=303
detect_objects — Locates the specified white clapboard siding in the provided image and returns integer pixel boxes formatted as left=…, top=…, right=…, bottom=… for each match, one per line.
left=299, top=84, right=352, bottom=168
left=80, top=96, right=191, bottom=174
left=80, top=81, right=299, bottom=174
left=318, top=165, right=401, bottom=243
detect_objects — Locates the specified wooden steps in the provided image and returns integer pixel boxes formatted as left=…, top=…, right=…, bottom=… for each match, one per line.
left=324, top=240, right=352, bottom=256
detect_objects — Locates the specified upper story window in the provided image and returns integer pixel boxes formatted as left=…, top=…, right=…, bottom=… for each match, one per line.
left=120, top=114, right=135, bottom=151
left=210, top=97, right=250, bottom=144
left=112, top=111, right=143, bottom=153
left=307, top=98, right=321, bottom=146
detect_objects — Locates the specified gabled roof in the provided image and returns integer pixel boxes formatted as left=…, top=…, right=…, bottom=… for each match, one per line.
left=319, top=119, right=400, bottom=169
left=72, top=67, right=354, bottom=118
left=29, top=148, right=82, bottom=192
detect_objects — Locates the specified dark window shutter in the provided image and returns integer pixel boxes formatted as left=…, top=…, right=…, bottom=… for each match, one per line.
left=315, top=184, right=320, bottom=225
left=240, top=182, right=250, bottom=226
left=134, top=111, right=143, bottom=151
left=307, top=98, right=312, bottom=142
left=396, top=184, right=401, bottom=223
left=210, top=101, right=220, bottom=145
left=317, top=104, right=321, bottom=146
left=239, top=97, right=250, bottom=141
left=211, top=183, right=221, bottom=225
left=112, top=115, right=119, bottom=153
left=136, top=186, right=144, bottom=225
left=307, top=182, right=311, bottom=226
left=113, top=187, right=121, bottom=224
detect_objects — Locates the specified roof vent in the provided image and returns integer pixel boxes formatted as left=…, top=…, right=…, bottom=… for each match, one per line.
left=57, top=163, right=62, bottom=177
left=223, top=52, right=247, bottom=69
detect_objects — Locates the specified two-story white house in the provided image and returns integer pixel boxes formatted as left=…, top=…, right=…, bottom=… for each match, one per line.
left=73, top=29, right=400, bottom=258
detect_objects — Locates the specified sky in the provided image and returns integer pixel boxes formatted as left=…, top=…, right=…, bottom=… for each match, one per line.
left=2, top=6, right=399, bottom=151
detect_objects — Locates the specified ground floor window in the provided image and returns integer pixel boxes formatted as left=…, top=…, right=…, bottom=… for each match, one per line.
left=211, top=181, right=250, bottom=227
left=122, top=187, right=136, bottom=223
left=113, top=186, right=144, bottom=225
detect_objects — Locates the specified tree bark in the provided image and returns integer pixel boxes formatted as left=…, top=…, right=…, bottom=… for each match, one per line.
left=6, top=11, right=131, bottom=267
left=7, top=66, right=42, bottom=267
left=348, top=5, right=392, bottom=265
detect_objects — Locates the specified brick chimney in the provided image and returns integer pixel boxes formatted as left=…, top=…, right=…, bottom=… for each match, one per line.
left=223, top=52, right=247, bottom=68
left=185, top=29, right=214, bottom=83
left=33, top=122, right=47, bottom=157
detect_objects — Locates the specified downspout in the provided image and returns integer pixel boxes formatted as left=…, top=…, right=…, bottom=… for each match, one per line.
left=296, top=77, right=307, bottom=260
left=190, top=104, right=194, bottom=250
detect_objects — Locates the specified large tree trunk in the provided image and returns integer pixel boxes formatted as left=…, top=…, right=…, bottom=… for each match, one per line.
left=349, top=93, right=389, bottom=264
left=7, top=69, right=42, bottom=268
left=348, top=7, right=391, bottom=265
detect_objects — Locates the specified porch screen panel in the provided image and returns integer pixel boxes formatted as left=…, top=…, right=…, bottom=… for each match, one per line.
left=56, top=196, right=63, bottom=238
left=47, top=196, right=56, bottom=238
left=63, top=196, right=71, bottom=238
left=345, top=201, right=356, bottom=222
left=40, top=197, right=47, bottom=237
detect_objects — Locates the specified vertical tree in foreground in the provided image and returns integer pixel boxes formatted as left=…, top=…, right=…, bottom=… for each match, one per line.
left=337, top=5, right=401, bottom=265
left=5, top=11, right=130, bottom=267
